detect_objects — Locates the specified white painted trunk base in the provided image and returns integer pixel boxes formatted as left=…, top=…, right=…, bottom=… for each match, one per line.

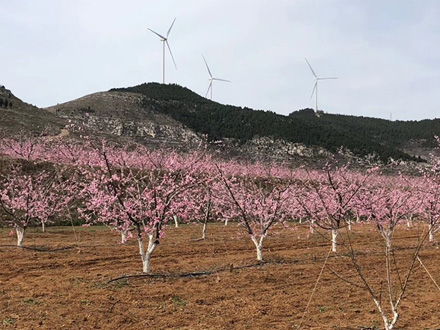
left=331, top=228, right=338, bottom=253
left=429, top=223, right=435, bottom=242
left=16, top=227, right=25, bottom=247
left=139, top=234, right=157, bottom=273
left=202, top=223, right=207, bottom=240
left=121, top=230, right=129, bottom=244
left=251, top=236, right=264, bottom=261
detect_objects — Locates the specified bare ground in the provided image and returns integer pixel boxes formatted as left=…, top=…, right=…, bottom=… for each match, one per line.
left=1, top=223, right=439, bottom=330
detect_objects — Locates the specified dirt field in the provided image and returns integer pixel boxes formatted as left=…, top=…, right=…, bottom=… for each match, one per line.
left=1, top=223, right=439, bottom=330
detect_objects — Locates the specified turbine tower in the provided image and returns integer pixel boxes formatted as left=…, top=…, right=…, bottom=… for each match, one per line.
left=203, top=55, right=231, bottom=100
left=148, top=18, right=177, bottom=84
left=305, top=58, right=337, bottom=113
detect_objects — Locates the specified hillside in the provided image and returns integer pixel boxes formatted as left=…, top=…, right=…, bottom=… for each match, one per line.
left=111, top=83, right=440, bottom=162
left=2, top=82, right=439, bottom=163
left=0, top=86, right=65, bottom=136
left=45, top=90, right=200, bottom=149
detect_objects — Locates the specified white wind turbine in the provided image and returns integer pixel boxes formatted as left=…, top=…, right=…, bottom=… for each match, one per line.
left=305, top=58, right=337, bottom=113
left=148, top=18, right=177, bottom=84
left=203, top=55, right=231, bottom=100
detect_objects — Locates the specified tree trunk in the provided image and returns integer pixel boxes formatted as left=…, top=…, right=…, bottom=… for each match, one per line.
left=121, top=229, right=129, bottom=244
left=41, top=221, right=46, bottom=233
left=202, top=201, right=211, bottom=240
left=224, top=218, right=229, bottom=226
left=16, top=226, right=25, bottom=247
left=331, top=228, right=339, bottom=253
left=250, top=236, right=264, bottom=261
left=406, top=213, right=413, bottom=228
left=138, top=234, right=157, bottom=273
left=429, top=222, right=435, bottom=242
left=173, top=215, right=179, bottom=228
left=373, top=297, right=397, bottom=330
left=202, top=222, right=207, bottom=240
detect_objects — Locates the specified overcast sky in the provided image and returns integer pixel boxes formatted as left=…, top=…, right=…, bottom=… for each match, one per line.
left=1, top=0, right=439, bottom=121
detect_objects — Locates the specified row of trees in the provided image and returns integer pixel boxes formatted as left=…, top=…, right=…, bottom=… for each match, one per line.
left=1, top=136, right=439, bottom=330
left=1, top=136, right=439, bottom=257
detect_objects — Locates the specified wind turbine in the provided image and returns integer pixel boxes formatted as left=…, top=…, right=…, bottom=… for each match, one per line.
left=305, top=58, right=337, bottom=113
left=203, top=55, right=231, bottom=100
left=148, top=18, right=177, bottom=84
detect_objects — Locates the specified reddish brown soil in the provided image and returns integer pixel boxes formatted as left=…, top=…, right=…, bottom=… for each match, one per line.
left=1, top=223, right=439, bottom=330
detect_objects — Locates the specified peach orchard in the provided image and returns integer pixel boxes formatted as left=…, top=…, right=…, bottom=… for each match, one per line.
left=1, top=135, right=439, bottom=330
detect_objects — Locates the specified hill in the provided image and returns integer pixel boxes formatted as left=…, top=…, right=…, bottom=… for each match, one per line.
left=111, top=83, right=439, bottom=162
left=2, top=82, right=439, bottom=163
left=0, top=85, right=65, bottom=137
left=45, top=90, right=200, bottom=149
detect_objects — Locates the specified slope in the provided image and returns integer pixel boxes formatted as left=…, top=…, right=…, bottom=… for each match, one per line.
left=0, top=85, right=65, bottom=136
left=112, top=83, right=438, bottom=162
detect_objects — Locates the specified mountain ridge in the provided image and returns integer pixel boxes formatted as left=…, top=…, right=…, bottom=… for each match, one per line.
left=1, top=82, right=439, bottom=163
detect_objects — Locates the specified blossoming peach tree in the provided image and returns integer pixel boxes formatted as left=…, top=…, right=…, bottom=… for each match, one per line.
left=0, top=164, right=71, bottom=246
left=78, top=143, right=205, bottom=273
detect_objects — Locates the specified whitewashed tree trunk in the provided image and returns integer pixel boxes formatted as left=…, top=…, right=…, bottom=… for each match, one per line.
left=41, top=222, right=46, bottom=233
left=121, top=229, right=129, bottom=244
left=16, top=226, right=25, bottom=247
left=173, top=215, right=179, bottom=228
left=224, top=218, right=229, bottom=226
left=202, top=222, right=207, bottom=240
left=299, top=218, right=302, bottom=224
left=405, top=213, right=413, bottom=228
left=331, top=228, right=339, bottom=253
left=372, top=296, right=398, bottom=330
left=309, top=219, right=314, bottom=234
left=138, top=234, right=157, bottom=273
left=250, top=236, right=264, bottom=261
left=385, top=234, right=392, bottom=250
left=429, top=222, right=435, bottom=242
left=347, top=220, right=352, bottom=231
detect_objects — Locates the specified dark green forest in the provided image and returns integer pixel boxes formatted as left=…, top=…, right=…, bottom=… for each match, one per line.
left=111, top=83, right=440, bottom=162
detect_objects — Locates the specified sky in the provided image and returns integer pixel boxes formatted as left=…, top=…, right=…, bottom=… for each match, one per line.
left=1, top=0, right=439, bottom=121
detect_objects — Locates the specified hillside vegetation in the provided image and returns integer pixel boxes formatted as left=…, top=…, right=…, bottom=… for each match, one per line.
left=2, top=82, right=439, bottom=163
left=112, top=83, right=440, bottom=162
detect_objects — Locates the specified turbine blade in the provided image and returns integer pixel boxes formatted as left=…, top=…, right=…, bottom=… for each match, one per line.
left=166, top=41, right=177, bottom=69
left=148, top=28, right=166, bottom=40
left=305, top=58, right=318, bottom=79
left=167, top=17, right=176, bottom=38
left=318, top=77, right=338, bottom=80
left=206, top=81, right=212, bottom=98
left=202, top=55, right=213, bottom=78
left=213, top=78, right=231, bottom=82
left=310, top=82, right=317, bottom=99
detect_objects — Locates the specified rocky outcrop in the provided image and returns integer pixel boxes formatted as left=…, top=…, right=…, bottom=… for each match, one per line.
left=234, top=136, right=332, bottom=162
left=45, top=91, right=201, bottom=148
